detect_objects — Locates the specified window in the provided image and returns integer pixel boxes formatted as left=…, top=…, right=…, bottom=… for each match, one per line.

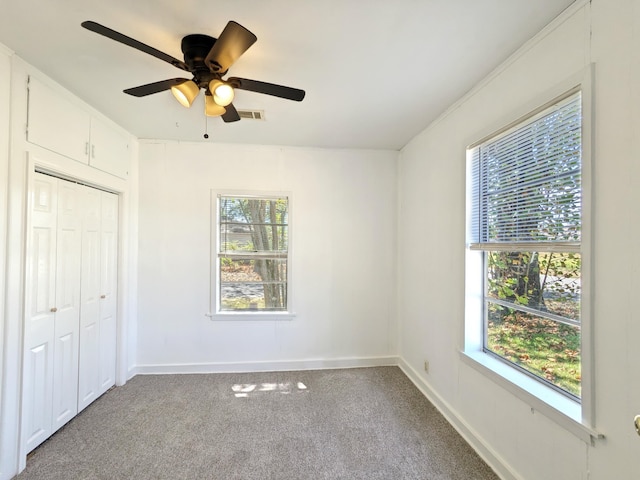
left=468, top=91, right=583, bottom=400
left=215, top=194, right=289, bottom=314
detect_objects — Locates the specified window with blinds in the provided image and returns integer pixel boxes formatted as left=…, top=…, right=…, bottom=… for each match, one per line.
left=470, top=92, right=582, bottom=248
left=468, top=90, right=583, bottom=399
left=217, top=194, right=289, bottom=312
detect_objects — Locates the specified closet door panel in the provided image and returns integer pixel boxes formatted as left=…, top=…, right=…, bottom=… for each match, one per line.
left=24, top=343, right=51, bottom=452
left=51, top=332, right=77, bottom=428
left=78, top=186, right=101, bottom=411
left=99, top=191, right=118, bottom=394
left=24, top=173, right=58, bottom=452
left=77, top=321, right=99, bottom=410
left=51, top=180, right=82, bottom=432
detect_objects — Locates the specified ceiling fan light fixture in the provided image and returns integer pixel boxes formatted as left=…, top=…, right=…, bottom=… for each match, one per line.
left=82, top=20, right=305, bottom=126
left=209, top=79, right=235, bottom=107
left=171, top=80, right=200, bottom=107
left=205, top=94, right=227, bottom=117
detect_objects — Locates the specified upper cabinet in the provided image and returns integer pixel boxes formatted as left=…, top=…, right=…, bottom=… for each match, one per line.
left=88, top=116, right=130, bottom=179
left=27, top=76, right=90, bottom=164
left=26, top=76, right=130, bottom=179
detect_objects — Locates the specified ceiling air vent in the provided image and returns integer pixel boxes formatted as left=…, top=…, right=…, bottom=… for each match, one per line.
left=237, top=109, right=265, bottom=120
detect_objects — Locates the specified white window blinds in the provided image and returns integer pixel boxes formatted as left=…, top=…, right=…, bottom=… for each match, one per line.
left=470, top=92, right=582, bottom=247
left=219, top=196, right=288, bottom=256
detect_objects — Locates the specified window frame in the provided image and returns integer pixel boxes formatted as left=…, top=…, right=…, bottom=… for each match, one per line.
left=463, top=68, right=599, bottom=442
left=473, top=90, right=583, bottom=400
left=210, top=190, right=295, bottom=320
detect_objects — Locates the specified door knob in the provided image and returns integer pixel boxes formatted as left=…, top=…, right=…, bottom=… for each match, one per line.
left=100, top=295, right=106, bottom=299
left=50, top=307, right=57, bottom=313
left=634, top=415, right=640, bottom=436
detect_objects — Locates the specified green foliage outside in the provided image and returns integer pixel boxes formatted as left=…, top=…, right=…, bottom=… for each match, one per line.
left=487, top=304, right=581, bottom=397
left=221, top=296, right=266, bottom=310
left=486, top=251, right=581, bottom=397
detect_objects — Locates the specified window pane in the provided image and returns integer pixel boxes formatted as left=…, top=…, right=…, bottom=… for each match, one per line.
left=486, top=302, right=581, bottom=397
left=487, top=251, right=580, bottom=321
left=219, top=197, right=288, bottom=225
left=220, top=257, right=287, bottom=311
left=219, top=196, right=288, bottom=253
left=219, top=225, right=288, bottom=253
left=471, top=92, right=582, bottom=244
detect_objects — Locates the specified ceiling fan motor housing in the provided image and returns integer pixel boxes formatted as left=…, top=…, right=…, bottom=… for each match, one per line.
left=181, top=34, right=223, bottom=86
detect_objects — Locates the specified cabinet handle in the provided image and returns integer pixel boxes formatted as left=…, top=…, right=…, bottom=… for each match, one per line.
left=91, top=145, right=96, bottom=159
left=85, top=142, right=89, bottom=156
left=100, top=295, right=106, bottom=299
left=50, top=307, right=57, bottom=313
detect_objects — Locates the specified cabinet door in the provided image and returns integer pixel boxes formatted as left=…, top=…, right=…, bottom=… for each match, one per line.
left=27, top=77, right=90, bottom=164
left=89, top=117, right=130, bottom=179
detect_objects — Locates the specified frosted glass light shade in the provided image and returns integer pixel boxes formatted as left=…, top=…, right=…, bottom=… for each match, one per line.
left=205, top=94, right=227, bottom=116
left=209, top=80, right=235, bottom=107
left=171, top=80, right=200, bottom=108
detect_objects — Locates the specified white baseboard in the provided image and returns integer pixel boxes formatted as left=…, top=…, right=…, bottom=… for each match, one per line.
left=132, top=355, right=399, bottom=375
left=398, top=357, right=520, bottom=480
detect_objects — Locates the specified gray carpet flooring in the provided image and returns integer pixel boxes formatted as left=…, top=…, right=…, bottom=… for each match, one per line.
left=16, top=367, right=499, bottom=479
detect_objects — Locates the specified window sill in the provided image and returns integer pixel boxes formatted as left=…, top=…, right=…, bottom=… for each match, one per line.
left=206, top=311, right=296, bottom=321
left=460, top=349, right=603, bottom=444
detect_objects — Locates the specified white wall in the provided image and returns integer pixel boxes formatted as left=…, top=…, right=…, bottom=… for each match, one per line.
left=397, top=0, right=640, bottom=478
left=136, top=141, right=398, bottom=371
left=0, top=44, right=12, bottom=480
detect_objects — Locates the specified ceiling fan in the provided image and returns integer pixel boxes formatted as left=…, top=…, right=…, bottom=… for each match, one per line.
left=81, top=20, right=305, bottom=123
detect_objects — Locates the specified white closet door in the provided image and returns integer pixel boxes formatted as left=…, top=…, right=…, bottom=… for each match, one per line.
left=77, top=186, right=101, bottom=412
left=25, top=173, right=118, bottom=453
left=78, top=187, right=118, bottom=408
left=24, top=173, right=58, bottom=452
left=50, top=179, right=82, bottom=432
left=24, top=173, right=82, bottom=451
left=99, top=191, right=118, bottom=394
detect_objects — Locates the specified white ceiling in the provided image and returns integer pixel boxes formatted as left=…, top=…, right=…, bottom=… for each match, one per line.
left=0, top=0, right=576, bottom=150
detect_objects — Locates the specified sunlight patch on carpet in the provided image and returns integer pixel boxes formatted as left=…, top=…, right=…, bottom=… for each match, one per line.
left=231, top=381, right=308, bottom=398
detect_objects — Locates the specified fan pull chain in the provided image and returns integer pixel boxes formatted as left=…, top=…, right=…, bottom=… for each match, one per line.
left=204, top=116, right=209, bottom=139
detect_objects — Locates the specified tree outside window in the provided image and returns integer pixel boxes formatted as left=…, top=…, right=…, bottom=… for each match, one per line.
left=217, top=195, right=289, bottom=312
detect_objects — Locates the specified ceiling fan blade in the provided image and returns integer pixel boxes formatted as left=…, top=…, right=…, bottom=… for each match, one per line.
left=82, top=21, right=190, bottom=71
left=123, top=78, right=190, bottom=97
left=228, top=77, right=305, bottom=101
left=221, top=103, right=241, bottom=123
left=205, top=21, right=257, bottom=73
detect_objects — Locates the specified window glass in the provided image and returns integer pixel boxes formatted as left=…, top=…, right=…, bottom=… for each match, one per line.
left=469, top=91, right=582, bottom=398
left=485, top=251, right=581, bottom=397
left=217, top=195, right=289, bottom=312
